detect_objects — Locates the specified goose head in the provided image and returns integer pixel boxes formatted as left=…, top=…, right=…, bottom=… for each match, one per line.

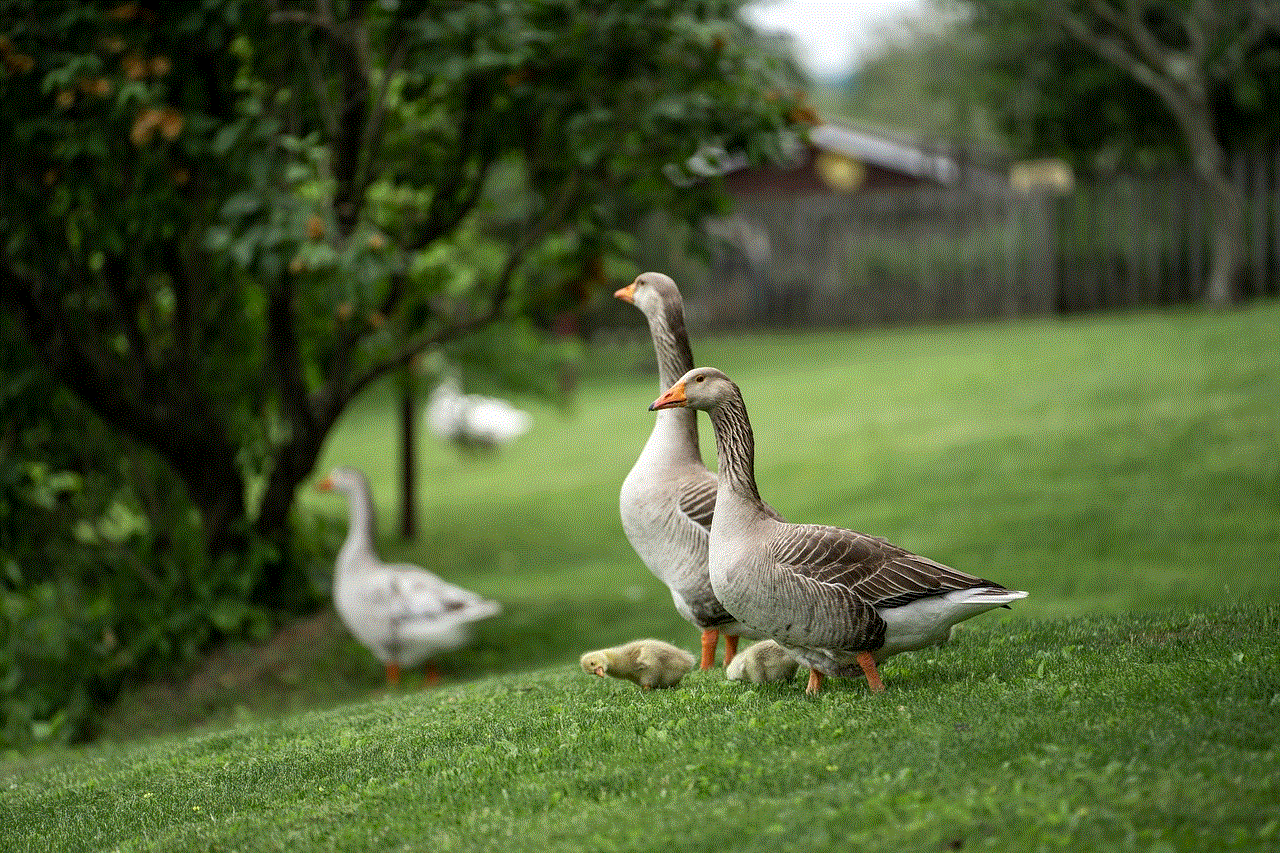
left=614, top=271, right=682, bottom=319
left=649, top=367, right=736, bottom=413
left=314, top=465, right=368, bottom=495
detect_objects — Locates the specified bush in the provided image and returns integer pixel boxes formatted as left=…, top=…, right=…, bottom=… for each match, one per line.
left=0, top=327, right=330, bottom=750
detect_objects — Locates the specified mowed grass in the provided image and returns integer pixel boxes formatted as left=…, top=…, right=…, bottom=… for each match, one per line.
left=5, top=300, right=1280, bottom=851
left=2, top=610, right=1278, bottom=851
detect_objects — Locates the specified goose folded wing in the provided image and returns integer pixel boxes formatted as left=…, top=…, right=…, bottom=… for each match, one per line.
left=678, top=472, right=784, bottom=528
left=769, top=524, right=1001, bottom=608
left=388, top=567, right=499, bottom=622
left=676, top=474, right=717, bottom=531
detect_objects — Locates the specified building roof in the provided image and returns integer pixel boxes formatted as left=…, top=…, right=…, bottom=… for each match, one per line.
left=808, top=124, right=958, bottom=184
left=668, top=122, right=961, bottom=195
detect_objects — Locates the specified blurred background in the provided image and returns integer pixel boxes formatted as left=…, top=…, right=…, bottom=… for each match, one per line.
left=2, top=0, right=1277, bottom=751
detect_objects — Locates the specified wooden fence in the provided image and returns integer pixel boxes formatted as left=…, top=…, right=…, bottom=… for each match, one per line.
left=670, top=143, right=1280, bottom=330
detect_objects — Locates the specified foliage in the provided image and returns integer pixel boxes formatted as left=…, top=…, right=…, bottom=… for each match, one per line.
left=2, top=606, right=1277, bottom=852
left=832, top=8, right=1004, bottom=146
left=0, top=0, right=809, bottom=748
left=965, top=1, right=1280, bottom=170
left=962, top=1, right=1280, bottom=304
left=0, top=317, right=343, bottom=749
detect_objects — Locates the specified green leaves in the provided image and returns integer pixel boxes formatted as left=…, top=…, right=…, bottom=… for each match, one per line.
left=0, top=0, right=810, bottom=751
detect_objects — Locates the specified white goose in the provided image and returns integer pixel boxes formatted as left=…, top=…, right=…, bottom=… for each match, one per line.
left=650, top=368, right=1027, bottom=694
left=316, top=466, right=500, bottom=686
left=615, top=272, right=781, bottom=670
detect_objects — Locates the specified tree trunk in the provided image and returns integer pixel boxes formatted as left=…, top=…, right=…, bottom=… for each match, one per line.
left=398, top=370, right=418, bottom=541
left=174, top=450, right=248, bottom=558
left=1202, top=170, right=1244, bottom=306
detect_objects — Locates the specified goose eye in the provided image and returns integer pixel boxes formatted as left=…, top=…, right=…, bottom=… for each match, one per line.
left=695, top=375, right=705, bottom=383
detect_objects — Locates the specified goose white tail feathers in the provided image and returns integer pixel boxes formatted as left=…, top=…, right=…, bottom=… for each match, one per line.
left=948, top=587, right=1029, bottom=605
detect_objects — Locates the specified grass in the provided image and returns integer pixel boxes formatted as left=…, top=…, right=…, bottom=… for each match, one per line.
left=5, top=299, right=1280, bottom=850
left=2, top=609, right=1277, bottom=851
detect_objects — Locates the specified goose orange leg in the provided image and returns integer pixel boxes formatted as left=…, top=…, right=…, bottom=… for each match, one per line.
left=385, top=662, right=401, bottom=687
left=424, top=662, right=441, bottom=688
left=805, top=668, right=824, bottom=694
left=857, top=652, right=885, bottom=693
left=699, top=629, right=719, bottom=670
left=723, top=634, right=739, bottom=667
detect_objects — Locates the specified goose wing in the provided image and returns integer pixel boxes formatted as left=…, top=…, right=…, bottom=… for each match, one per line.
left=677, top=470, right=784, bottom=531
left=676, top=474, right=717, bottom=531
left=770, top=524, right=1002, bottom=609
left=386, top=566, right=500, bottom=624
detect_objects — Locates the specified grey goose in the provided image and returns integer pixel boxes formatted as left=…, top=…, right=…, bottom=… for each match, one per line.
left=649, top=368, right=1027, bottom=694
left=615, top=272, right=781, bottom=670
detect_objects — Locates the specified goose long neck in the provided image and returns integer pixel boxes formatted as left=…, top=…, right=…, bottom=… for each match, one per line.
left=645, top=299, right=700, bottom=454
left=707, top=389, right=763, bottom=504
left=647, top=300, right=696, bottom=390
left=339, top=478, right=377, bottom=564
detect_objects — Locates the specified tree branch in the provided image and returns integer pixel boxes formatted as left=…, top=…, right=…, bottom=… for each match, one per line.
left=98, top=256, right=150, bottom=388
left=1051, top=1, right=1188, bottom=113
left=1111, top=0, right=1184, bottom=73
left=342, top=172, right=583, bottom=404
left=356, top=37, right=407, bottom=206
left=402, top=78, right=494, bottom=253
left=2, top=265, right=237, bottom=493
left=273, top=1, right=372, bottom=238
left=161, top=239, right=197, bottom=359
left=266, top=272, right=318, bottom=444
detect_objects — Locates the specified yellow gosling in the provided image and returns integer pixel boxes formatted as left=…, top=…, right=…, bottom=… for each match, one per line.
left=580, top=639, right=695, bottom=690
left=725, top=640, right=800, bottom=684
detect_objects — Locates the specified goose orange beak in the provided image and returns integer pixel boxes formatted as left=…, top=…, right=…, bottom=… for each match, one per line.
left=650, top=381, right=687, bottom=411
left=592, top=666, right=605, bottom=677
left=614, top=281, right=636, bottom=303
left=315, top=477, right=333, bottom=492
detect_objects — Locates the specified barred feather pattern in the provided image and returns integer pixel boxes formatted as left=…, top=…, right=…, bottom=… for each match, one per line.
left=769, top=524, right=1006, bottom=609
left=705, top=385, right=764, bottom=504
left=699, top=375, right=1023, bottom=669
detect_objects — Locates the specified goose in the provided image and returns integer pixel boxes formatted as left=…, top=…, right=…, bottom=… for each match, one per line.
left=726, top=639, right=800, bottom=684
left=316, top=466, right=501, bottom=686
left=425, top=377, right=532, bottom=451
left=615, top=272, right=781, bottom=671
left=580, top=639, right=696, bottom=690
left=649, top=368, right=1028, bottom=694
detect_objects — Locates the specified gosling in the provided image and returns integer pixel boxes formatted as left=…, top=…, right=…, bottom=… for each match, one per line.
left=726, top=640, right=800, bottom=684
left=580, top=639, right=695, bottom=690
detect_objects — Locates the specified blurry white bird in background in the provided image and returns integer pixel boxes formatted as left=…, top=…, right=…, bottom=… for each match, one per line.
left=425, top=377, right=532, bottom=451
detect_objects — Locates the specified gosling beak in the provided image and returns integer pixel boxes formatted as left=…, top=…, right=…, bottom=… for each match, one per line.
left=649, top=381, right=687, bottom=411
left=592, top=666, right=605, bottom=677
left=614, top=281, right=636, bottom=303
left=315, top=477, right=333, bottom=492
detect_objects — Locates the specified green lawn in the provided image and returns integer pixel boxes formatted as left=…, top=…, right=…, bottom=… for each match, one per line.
left=5, top=300, right=1280, bottom=851
left=2, top=609, right=1277, bottom=851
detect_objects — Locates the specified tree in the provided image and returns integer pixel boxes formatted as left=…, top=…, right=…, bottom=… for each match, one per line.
left=0, top=1, right=809, bottom=743
left=0, top=0, right=807, bottom=600
left=969, top=0, right=1280, bottom=305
